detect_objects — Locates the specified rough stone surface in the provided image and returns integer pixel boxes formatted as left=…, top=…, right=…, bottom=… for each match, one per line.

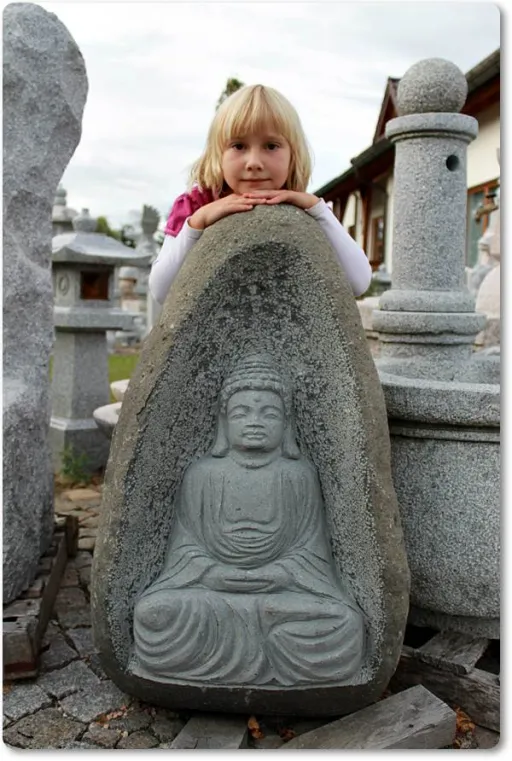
left=82, top=722, right=122, bottom=748
left=37, top=659, right=101, bottom=699
left=3, top=684, right=52, bottom=721
left=2, top=2, right=88, bottom=603
left=151, top=714, right=186, bottom=742
left=107, top=707, right=152, bottom=732
left=396, top=57, right=468, bottom=115
left=40, top=633, right=79, bottom=671
left=116, top=730, right=159, bottom=749
left=54, top=585, right=91, bottom=628
left=59, top=681, right=130, bottom=723
left=67, top=626, right=97, bottom=657
left=92, top=204, right=410, bottom=716
left=3, top=707, right=85, bottom=749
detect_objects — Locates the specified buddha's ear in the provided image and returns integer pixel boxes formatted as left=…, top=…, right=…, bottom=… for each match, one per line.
left=282, top=419, right=301, bottom=459
left=211, top=414, right=229, bottom=457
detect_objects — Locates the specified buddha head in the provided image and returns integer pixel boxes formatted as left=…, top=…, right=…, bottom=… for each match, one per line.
left=212, top=354, right=300, bottom=459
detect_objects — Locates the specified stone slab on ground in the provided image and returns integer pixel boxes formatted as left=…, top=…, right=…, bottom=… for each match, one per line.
left=54, top=586, right=91, bottom=628
left=170, top=714, right=249, bottom=749
left=62, top=488, right=101, bottom=502
left=39, top=633, right=78, bottom=671
left=37, top=659, right=101, bottom=699
left=82, top=722, right=122, bottom=748
left=66, top=626, right=96, bottom=657
left=59, top=681, right=131, bottom=724
left=151, top=713, right=186, bottom=742
left=2, top=707, right=85, bottom=749
left=116, top=730, right=159, bottom=749
left=3, top=683, right=52, bottom=722
left=280, top=685, right=456, bottom=750
left=107, top=706, right=152, bottom=733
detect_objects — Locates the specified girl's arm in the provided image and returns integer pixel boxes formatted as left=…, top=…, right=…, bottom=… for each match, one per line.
left=305, top=199, right=372, bottom=297
left=148, top=221, right=203, bottom=305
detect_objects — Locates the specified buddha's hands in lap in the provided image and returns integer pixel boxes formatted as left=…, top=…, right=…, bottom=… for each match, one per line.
left=202, top=564, right=291, bottom=593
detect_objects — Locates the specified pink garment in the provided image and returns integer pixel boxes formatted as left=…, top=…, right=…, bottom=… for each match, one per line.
left=164, top=186, right=215, bottom=236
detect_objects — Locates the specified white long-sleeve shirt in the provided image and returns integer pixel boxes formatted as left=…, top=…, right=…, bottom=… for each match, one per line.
left=149, top=199, right=372, bottom=305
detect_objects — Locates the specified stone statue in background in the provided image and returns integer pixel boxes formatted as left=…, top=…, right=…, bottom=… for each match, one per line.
left=132, top=354, right=366, bottom=686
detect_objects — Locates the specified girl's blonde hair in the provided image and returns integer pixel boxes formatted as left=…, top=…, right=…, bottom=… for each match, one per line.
left=189, top=85, right=313, bottom=196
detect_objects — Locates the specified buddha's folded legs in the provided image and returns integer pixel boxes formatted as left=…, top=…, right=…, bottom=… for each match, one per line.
left=132, top=588, right=269, bottom=683
left=259, top=593, right=366, bottom=685
left=132, top=586, right=364, bottom=686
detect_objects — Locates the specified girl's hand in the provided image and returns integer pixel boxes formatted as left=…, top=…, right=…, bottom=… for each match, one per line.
left=242, top=189, right=321, bottom=210
left=189, top=194, right=267, bottom=230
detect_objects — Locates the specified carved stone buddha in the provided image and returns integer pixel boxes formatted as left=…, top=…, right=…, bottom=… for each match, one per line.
left=131, top=354, right=366, bottom=686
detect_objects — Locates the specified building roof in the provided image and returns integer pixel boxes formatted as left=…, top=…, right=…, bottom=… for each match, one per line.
left=315, top=48, right=500, bottom=199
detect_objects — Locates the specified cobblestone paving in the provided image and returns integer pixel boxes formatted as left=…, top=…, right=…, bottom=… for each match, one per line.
left=2, top=486, right=188, bottom=750
left=2, top=484, right=501, bottom=750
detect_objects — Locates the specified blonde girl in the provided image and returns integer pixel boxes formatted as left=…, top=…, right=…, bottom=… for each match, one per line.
left=149, top=85, right=371, bottom=305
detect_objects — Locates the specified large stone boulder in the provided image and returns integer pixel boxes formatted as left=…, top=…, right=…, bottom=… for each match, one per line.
left=3, top=2, right=88, bottom=602
left=92, top=204, right=410, bottom=716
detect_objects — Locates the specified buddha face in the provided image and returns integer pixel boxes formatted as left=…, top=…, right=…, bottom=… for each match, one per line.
left=226, top=389, right=285, bottom=453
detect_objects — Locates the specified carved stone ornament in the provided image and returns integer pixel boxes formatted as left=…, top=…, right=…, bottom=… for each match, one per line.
left=131, top=354, right=366, bottom=686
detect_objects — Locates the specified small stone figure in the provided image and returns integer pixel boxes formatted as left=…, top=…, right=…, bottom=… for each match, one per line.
left=132, top=354, right=366, bottom=686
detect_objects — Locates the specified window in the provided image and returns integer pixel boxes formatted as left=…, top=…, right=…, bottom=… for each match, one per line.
left=466, top=180, right=499, bottom=268
left=80, top=270, right=109, bottom=300
left=370, top=216, right=385, bottom=269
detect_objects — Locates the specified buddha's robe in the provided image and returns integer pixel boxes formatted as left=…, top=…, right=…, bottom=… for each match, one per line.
left=132, top=453, right=365, bottom=686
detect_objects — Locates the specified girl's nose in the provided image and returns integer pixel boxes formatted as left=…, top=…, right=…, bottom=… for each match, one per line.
left=245, top=150, right=264, bottom=169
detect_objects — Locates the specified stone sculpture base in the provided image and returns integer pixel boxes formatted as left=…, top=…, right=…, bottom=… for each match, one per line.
left=380, top=366, right=499, bottom=640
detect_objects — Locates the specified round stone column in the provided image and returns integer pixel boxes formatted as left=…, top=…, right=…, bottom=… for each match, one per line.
left=373, top=59, right=486, bottom=378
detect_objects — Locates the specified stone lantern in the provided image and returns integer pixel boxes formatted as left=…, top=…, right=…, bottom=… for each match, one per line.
left=373, top=59, right=500, bottom=638
left=50, top=209, right=152, bottom=473
left=52, top=184, right=77, bottom=236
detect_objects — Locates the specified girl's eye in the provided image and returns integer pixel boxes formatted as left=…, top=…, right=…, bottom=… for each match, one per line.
left=232, top=143, right=245, bottom=150
left=266, top=143, right=280, bottom=150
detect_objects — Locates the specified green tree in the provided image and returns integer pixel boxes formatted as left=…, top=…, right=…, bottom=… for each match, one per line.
left=96, top=216, right=121, bottom=241
left=216, top=77, right=245, bottom=110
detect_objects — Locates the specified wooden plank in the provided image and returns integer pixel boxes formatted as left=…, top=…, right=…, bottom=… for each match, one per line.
left=3, top=523, right=70, bottom=681
left=280, top=685, right=456, bottom=750
left=417, top=631, right=489, bottom=675
left=65, top=515, right=79, bottom=557
left=170, top=714, right=249, bottom=749
left=390, top=646, right=500, bottom=733
left=3, top=598, right=42, bottom=619
left=2, top=619, right=38, bottom=679
left=35, top=529, right=68, bottom=641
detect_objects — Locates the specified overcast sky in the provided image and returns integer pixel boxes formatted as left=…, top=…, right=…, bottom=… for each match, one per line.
left=39, top=0, right=500, bottom=230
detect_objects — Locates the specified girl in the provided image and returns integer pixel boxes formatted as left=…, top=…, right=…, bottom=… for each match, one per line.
left=149, top=85, right=372, bottom=305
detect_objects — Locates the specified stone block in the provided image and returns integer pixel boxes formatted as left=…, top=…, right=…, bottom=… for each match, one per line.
left=2, top=1, right=87, bottom=603
left=3, top=683, right=52, bottom=722
left=59, top=681, right=130, bottom=723
left=92, top=205, right=409, bottom=716
left=37, top=659, right=101, bottom=699
left=3, top=707, right=85, bottom=749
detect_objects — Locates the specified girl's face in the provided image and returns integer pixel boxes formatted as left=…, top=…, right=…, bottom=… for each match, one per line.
left=221, top=131, right=291, bottom=195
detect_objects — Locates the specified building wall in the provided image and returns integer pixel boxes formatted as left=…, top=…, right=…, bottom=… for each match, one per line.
left=467, top=103, right=500, bottom=189
left=384, top=174, right=394, bottom=272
